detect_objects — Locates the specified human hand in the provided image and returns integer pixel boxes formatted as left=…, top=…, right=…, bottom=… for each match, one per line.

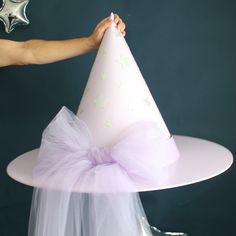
left=88, top=13, right=126, bottom=50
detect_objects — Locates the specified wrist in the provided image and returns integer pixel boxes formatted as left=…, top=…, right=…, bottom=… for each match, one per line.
left=86, top=36, right=99, bottom=52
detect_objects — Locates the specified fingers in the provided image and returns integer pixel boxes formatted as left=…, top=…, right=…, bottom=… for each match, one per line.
left=96, top=17, right=113, bottom=35
left=89, top=14, right=125, bottom=51
left=95, top=13, right=126, bottom=37
left=114, top=14, right=126, bottom=35
left=97, top=17, right=112, bottom=28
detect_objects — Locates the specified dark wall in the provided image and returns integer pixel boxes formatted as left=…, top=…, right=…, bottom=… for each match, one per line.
left=0, top=0, right=235, bottom=235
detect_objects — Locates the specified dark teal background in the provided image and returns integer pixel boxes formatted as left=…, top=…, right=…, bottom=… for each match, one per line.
left=0, top=0, right=235, bottom=235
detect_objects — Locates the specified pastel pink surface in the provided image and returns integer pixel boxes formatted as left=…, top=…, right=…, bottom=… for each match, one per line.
left=76, top=23, right=170, bottom=147
left=7, top=135, right=233, bottom=192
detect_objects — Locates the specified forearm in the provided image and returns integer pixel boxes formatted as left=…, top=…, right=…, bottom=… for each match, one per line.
left=23, top=37, right=95, bottom=65
left=0, top=14, right=125, bottom=67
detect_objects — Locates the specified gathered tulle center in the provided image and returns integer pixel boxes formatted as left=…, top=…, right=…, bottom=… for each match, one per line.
left=87, top=146, right=115, bottom=166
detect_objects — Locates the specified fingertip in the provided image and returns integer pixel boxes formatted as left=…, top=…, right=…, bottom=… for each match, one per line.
left=117, top=22, right=124, bottom=31
left=114, top=13, right=119, bottom=23
left=103, top=19, right=113, bottom=30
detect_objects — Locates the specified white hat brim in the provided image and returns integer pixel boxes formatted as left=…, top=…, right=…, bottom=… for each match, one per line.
left=7, top=135, right=233, bottom=192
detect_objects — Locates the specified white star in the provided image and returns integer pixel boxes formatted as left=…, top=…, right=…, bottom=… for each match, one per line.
left=94, top=95, right=106, bottom=109
left=79, top=108, right=84, bottom=114
left=97, top=44, right=107, bottom=56
left=101, top=72, right=108, bottom=81
left=144, top=97, right=152, bottom=107
left=113, top=27, right=121, bottom=37
left=116, top=54, right=131, bottom=68
left=0, top=0, right=30, bottom=33
left=104, top=119, right=112, bottom=128
left=83, top=87, right=90, bottom=96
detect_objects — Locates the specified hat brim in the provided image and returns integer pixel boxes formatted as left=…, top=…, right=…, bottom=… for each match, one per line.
left=7, top=135, right=233, bottom=192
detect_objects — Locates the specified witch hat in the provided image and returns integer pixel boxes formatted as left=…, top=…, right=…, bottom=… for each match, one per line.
left=7, top=14, right=232, bottom=193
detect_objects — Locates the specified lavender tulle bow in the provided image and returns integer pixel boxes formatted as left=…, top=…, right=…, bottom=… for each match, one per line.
left=29, top=107, right=180, bottom=236
left=33, top=106, right=179, bottom=192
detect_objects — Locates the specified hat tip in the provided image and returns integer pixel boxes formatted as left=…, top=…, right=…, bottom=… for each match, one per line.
left=110, top=12, right=114, bottom=21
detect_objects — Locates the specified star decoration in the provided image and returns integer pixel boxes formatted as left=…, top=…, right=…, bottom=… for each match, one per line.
left=116, top=54, right=131, bottom=68
left=113, top=27, right=121, bottom=37
left=118, top=77, right=128, bottom=88
left=101, top=72, right=108, bottom=81
left=104, top=119, right=112, bottom=128
left=118, top=80, right=129, bottom=93
left=78, top=108, right=84, bottom=114
left=83, top=87, right=90, bottom=96
left=0, top=0, right=29, bottom=33
left=144, top=97, right=152, bottom=107
left=94, top=95, right=106, bottom=109
left=97, top=44, right=107, bottom=56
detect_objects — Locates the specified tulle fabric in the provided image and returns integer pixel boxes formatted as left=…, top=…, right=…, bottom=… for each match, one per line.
left=28, top=106, right=179, bottom=236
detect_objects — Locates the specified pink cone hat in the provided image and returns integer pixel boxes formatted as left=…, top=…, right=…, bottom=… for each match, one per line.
left=77, top=12, right=171, bottom=147
left=7, top=13, right=180, bottom=193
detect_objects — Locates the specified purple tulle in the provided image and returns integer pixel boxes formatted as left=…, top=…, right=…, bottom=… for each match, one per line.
left=28, top=106, right=179, bottom=236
